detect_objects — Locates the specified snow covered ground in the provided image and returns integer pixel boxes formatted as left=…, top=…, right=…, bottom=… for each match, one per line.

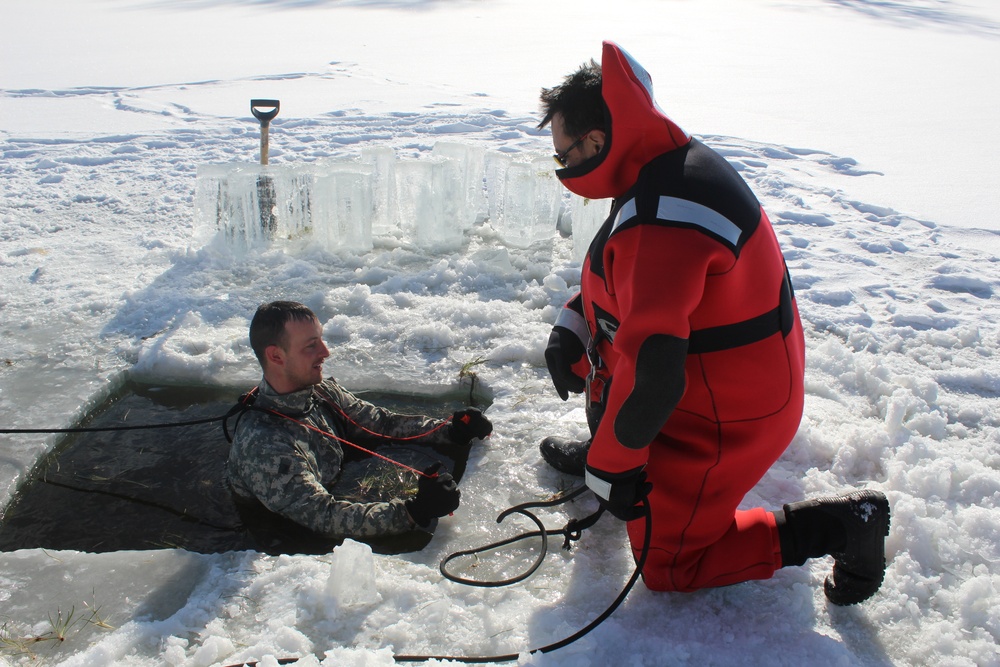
left=1, top=1, right=999, bottom=665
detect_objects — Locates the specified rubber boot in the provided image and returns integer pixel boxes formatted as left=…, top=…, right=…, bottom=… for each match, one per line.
left=777, top=490, right=890, bottom=606
left=539, top=436, right=590, bottom=477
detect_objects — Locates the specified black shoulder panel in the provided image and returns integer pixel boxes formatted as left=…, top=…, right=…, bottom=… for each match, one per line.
left=589, top=140, right=762, bottom=267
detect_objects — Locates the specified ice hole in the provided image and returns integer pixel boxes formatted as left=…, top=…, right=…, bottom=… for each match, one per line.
left=0, top=381, right=489, bottom=556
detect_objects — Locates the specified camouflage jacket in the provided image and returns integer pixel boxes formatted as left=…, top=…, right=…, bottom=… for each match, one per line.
left=226, top=377, right=457, bottom=538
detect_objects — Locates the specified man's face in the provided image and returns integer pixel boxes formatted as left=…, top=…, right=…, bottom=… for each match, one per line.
left=551, top=112, right=604, bottom=169
left=268, top=316, right=329, bottom=392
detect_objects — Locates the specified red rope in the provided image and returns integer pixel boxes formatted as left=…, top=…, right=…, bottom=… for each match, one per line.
left=260, top=408, right=437, bottom=479
left=317, top=392, right=451, bottom=442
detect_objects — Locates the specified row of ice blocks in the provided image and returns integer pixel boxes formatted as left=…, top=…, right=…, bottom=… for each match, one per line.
left=195, top=142, right=610, bottom=258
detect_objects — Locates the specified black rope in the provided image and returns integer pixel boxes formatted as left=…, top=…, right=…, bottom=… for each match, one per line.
left=0, top=405, right=246, bottom=435
left=439, top=485, right=594, bottom=587
left=392, top=496, right=651, bottom=663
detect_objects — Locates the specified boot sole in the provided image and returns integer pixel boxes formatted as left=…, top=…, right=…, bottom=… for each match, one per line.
left=539, top=437, right=588, bottom=477
left=824, top=490, right=891, bottom=606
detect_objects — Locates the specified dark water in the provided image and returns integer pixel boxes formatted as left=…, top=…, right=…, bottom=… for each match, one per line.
left=0, top=382, right=475, bottom=555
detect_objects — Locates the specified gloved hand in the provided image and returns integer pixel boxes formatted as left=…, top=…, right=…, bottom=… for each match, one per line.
left=545, top=325, right=588, bottom=400
left=585, top=465, right=652, bottom=521
left=450, top=407, right=492, bottom=445
left=405, top=463, right=461, bottom=528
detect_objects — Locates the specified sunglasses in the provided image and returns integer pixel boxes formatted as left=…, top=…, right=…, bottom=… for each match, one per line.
left=553, top=130, right=597, bottom=168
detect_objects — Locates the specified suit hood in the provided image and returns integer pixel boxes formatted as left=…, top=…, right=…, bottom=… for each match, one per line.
left=557, top=41, right=691, bottom=200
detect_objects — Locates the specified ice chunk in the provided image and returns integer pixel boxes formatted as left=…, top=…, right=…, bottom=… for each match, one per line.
left=196, top=142, right=568, bottom=255
left=570, top=194, right=611, bottom=262
left=484, top=149, right=511, bottom=226
left=490, top=155, right=562, bottom=248
left=195, top=163, right=314, bottom=252
left=312, top=160, right=374, bottom=252
left=325, top=539, right=380, bottom=609
left=278, top=163, right=316, bottom=241
left=394, top=156, right=464, bottom=251
left=432, top=141, right=487, bottom=228
left=360, top=146, right=399, bottom=237
left=196, top=163, right=270, bottom=251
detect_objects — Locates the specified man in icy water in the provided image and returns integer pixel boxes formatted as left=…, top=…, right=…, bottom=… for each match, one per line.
left=537, top=41, right=889, bottom=605
left=226, top=300, right=492, bottom=538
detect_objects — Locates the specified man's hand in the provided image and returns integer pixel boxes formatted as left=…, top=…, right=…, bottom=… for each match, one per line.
left=585, top=465, right=652, bottom=521
left=545, top=325, right=588, bottom=400
left=450, top=408, right=492, bottom=445
left=405, top=463, right=461, bottom=528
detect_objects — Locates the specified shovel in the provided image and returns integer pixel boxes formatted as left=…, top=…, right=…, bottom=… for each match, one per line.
left=251, top=99, right=280, bottom=236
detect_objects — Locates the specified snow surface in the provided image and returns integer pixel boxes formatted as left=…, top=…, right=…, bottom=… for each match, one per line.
left=1, top=1, right=999, bottom=665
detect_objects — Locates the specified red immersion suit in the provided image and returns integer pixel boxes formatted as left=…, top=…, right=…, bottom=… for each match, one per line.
left=556, top=42, right=806, bottom=591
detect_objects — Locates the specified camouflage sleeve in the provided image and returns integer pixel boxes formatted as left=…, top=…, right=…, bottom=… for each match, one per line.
left=228, top=414, right=416, bottom=538
left=319, top=380, right=456, bottom=448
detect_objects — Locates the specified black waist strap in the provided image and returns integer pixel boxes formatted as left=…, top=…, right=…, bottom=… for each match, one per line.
left=688, top=270, right=794, bottom=355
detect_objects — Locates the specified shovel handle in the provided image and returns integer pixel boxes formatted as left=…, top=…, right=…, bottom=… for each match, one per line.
left=251, top=99, right=280, bottom=165
left=250, top=99, right=280, bottom=124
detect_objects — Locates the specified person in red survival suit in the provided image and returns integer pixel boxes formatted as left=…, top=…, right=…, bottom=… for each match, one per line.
left=537, top=42, right=890, bottom=605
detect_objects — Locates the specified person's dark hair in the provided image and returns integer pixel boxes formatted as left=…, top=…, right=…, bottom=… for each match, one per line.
left=249, top=301, right=317, bottom=365
left=538, top=59, right=605, bottom=136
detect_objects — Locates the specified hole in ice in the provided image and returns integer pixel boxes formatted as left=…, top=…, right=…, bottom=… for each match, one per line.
left=0, top=381, right=485, bottom=556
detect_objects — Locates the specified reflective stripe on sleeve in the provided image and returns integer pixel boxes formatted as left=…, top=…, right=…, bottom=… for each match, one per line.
left=554, top=304, right=592, bottom=345
left=585, top=469, right=613, bottom=501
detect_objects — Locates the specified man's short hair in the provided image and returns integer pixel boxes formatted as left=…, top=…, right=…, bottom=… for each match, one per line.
left=249, top=301, right=317, bottom=365
left=538, top=59, right=606, bottom=137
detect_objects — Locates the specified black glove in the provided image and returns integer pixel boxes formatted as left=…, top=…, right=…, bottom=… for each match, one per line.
left=585, top=465, right=652, bottom=521
left=450, top=407, right=492, bottom=445
left=405, top=463, right=461, bottom=528
left=545, top=325, right=587, bottom=400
